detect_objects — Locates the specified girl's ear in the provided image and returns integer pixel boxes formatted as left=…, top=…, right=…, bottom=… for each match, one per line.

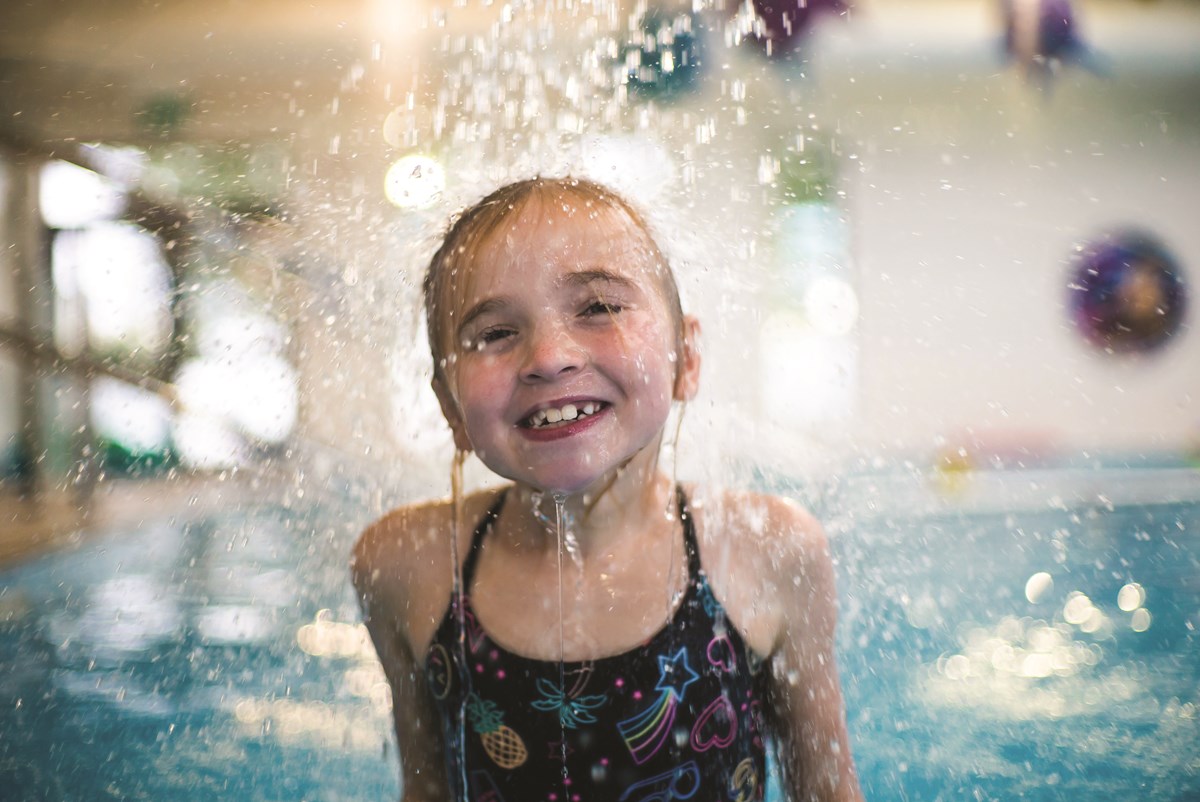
left=672, top=315, right=702, bottom=402
left=431, top=374, right=474, bottom=453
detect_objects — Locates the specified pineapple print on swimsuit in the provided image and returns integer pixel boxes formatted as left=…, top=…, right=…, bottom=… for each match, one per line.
left=466, top=692, right=528, bottom=769
left=427, top=488, right=770, bottom=801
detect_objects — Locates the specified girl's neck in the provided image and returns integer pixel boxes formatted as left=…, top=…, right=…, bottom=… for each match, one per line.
left=502, top=467, right=677, bottom=560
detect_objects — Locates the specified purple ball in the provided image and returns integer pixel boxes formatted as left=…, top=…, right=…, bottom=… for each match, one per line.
left=742, top=0, right=849, bottom=59
left=1035, top=0, right=1078, bottom=58
left=1002, top=0, right=1088, bottom=63
left=1068, top=230, right=1188, bottom=354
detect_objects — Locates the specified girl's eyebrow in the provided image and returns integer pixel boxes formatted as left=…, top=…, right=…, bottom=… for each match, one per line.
left=562, top=268, right=637, bottom=291
left=457, top=297, right=510, bottom=338
left=456, top=269, right=636, bottom=338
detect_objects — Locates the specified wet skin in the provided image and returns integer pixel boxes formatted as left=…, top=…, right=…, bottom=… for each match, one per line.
left=432, top=199, right=689, bottom=497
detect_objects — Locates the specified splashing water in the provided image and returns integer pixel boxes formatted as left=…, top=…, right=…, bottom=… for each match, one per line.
left=552, top=491, right=571, bottom=790
left=450, top=449, right=471, bottom=800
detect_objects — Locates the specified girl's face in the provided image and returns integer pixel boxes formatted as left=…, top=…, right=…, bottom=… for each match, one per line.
left=433, top=198, right=699, bottom=495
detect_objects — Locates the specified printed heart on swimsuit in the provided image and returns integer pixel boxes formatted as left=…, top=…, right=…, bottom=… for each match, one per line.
left=463, top=605, right=486, bottom=654
left=426, top=643, right=454, bottom=700
left=706, top=633, right=737, bottom=673
left=689, top=695, right=737, bottom=752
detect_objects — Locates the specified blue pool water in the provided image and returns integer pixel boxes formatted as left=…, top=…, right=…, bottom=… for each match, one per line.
left=1, top=466, right=1197, bottom=801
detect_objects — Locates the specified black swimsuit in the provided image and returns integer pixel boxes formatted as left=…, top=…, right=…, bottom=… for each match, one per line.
left=425, top=487, right=769, bottom=802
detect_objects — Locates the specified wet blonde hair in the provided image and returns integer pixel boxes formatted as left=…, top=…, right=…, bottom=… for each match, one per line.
left=423, top=176, right=685, bottom=384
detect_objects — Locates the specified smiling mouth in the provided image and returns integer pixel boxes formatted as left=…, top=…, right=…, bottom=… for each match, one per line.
left=524, top=401, right=608, bottom=429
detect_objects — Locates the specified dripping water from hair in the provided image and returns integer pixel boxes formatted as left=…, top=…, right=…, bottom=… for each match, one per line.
left=450, top=449, right=470, bottom=800
left=552, top=490, right=571, bottom=790
left=666, top=400, right=688, bottom=619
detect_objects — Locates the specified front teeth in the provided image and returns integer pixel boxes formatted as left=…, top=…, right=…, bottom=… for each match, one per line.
left=529, top=402, right=600, bottom=428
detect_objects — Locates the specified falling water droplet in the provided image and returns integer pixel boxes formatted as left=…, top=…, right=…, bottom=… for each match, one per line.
left=552, top=491, right=570, bottom=789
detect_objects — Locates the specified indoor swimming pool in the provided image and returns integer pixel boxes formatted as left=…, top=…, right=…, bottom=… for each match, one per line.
left=1, top=463, right=1197, bottom=801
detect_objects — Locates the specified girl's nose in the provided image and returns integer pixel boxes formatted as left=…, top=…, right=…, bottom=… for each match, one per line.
left=519, top=322, right=584, bottom=383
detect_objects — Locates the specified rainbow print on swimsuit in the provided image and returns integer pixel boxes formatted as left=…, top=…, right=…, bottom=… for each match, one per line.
left=617, top=647, right=701, bottom=764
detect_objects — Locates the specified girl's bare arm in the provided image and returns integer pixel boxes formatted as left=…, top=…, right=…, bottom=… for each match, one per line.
left=764, top=499, right=865, bottom=802
left=352, top=517, right=452, bottom=802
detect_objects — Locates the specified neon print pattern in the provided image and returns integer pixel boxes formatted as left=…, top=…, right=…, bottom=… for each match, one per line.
left=618, top=760, right=701, bottom=802
left=730, top=757, right=759, bottom=802
left=705, top=631, right=737, bottom=674
left=616, top=685, right=677, bottom=765
left=466, top=692, right=529, bottom=769
left=654, top=648, right=700, bottom=700
left=469, top=769, right=507, bottom=802
left=426, top=643, right=454, bottom=699
left=689, top=695, right=737, bottom=752
left=426, top=487, right=770, bottom=802
left=531, top=677, right=609, bottom=729
left=617, top=648, right=700, bottom=764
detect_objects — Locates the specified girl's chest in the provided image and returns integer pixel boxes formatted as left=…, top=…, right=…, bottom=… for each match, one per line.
left=439, top=582, right=770, bottom=802
left=468, top=546, right=691, bottom=662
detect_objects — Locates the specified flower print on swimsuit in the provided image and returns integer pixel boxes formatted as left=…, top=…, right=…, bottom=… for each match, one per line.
left=432, top=195, right=700, bottom=496
left=531, top=677, right=610, bottom=729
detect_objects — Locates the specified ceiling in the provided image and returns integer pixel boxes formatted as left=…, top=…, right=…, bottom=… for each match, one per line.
left=0, top=0, right=436, bottom=150
left=5, top=0, right=1199, bottom=154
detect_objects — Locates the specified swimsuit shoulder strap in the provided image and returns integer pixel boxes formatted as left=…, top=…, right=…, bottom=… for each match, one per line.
left=462, top=487, right=695, bottom=590
left=677, top=484, right=703, bottom=580
left=459, top=489, right=507, bottom=593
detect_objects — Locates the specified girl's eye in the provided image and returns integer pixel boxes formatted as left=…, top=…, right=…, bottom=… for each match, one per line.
left=473, top=328, right=514, bottom=348
left=583, top=300, right=622, bottom=317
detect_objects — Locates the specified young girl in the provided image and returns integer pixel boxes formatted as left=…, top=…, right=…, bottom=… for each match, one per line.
left=353, top=177, right=863, bottom=802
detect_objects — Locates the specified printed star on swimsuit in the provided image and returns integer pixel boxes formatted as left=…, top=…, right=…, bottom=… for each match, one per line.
left=655, top=647, right=700, bottom=702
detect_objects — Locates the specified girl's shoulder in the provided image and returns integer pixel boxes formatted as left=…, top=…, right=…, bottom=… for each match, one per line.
left=687, top=484, right=831, bottom=657
left=350, top=487, right=507, bottom=640
left=354, top=486, right=506, bottom=563
left=688, top=483, right=828, bottom=565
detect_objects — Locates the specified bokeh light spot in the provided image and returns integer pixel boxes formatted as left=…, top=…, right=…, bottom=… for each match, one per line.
left=1117, top=582, right=1145, bottom=612
left=1025, top=571, right=1054, bottom=604
left=384, top=154, right=445, bottom=208
left=1130, top=608, right=1152, bottom=633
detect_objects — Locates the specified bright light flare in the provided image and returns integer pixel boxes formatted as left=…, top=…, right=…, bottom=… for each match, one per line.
left=804, top=275, right=859, bottom=336
left=578, top=134, right=676, bottom=205
left=90, top=377, right=172, bottom=454
left=1117, top=582, right=1145, bottom=612
left=295, top=610, right=373, bottom=659
left=1130, top=608, right=1152, bottom=632
left=174, top=352, right=298, bottom=446
left=1025, top=571, right=1054, bottom=604
left=384, top=154, right=444, bottom=208
left=40, top=160, right=125, bottom=228
left=52, top=223, right=173, bottom=355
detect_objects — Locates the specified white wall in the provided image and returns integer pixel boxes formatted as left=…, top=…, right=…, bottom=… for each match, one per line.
left=715, top=2, right=1200, bottom=467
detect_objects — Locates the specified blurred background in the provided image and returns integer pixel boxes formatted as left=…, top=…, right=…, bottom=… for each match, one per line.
left=4, top=0, right=1199, bottom=509
left=1, top=1, right=1198, bottom=800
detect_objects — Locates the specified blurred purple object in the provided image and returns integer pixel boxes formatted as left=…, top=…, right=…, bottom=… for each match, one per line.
left=743, top=0, right=848, bottom=60
left=1068, top=230, right=1188, bottom=355
left=1002, top=0, right=1102, bottom=83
